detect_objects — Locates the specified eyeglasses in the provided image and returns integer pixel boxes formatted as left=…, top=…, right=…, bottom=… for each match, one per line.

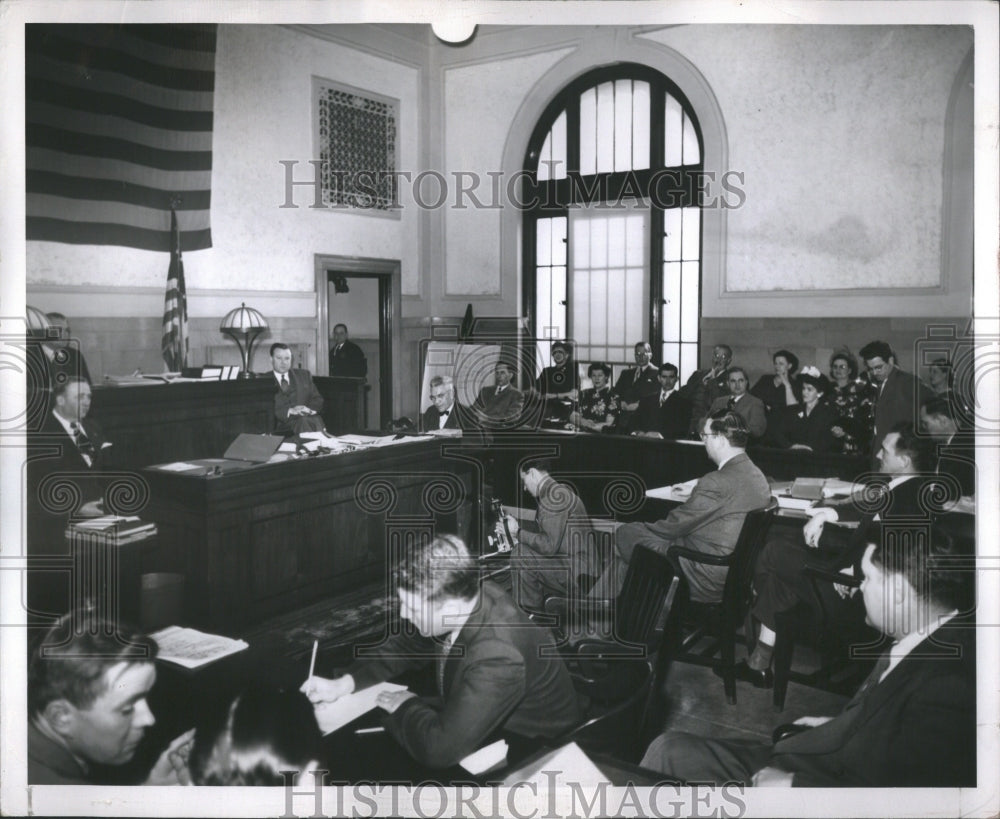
left=699, top=431, right=720, bottom=441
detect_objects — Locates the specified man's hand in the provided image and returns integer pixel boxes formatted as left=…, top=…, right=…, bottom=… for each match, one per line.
left=792, top=715, right=834, bottom=728
left=751, top=766, right=794, bottom=787
left=300, top=674, right=355, bottom=704
left=802, top=507, right=837, bottom=548
left=622, top=401, right=639, bottom=412
left=833, top=566, right=858, bottom=599
left=376, top=689, right=416, bottom=713
left=289, top=405, right=316, bottom=417
left=504, top=514, right=520, bottom=538
left=145, top=728, right=195, bottom=785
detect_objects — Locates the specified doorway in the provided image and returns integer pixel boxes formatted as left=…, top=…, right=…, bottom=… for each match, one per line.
left=315, top=255, right=400, bottom=430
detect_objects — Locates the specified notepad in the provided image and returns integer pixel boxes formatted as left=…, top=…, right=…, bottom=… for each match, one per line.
left=314, top=681, right=408, bottom=735
left=501, top=742, right=610, bottom=787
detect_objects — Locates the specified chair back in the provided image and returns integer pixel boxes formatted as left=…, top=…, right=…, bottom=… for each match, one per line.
left=615, top=544, right=680, bottom=649
left=719, top=498, right=778, bottom=627
left=562, top=574, right=681, bottom=762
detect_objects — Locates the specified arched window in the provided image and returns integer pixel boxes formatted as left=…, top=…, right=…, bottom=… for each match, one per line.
left=522, top=63, right=703, bottom=379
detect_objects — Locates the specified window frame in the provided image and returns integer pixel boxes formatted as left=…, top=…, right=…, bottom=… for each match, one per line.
left=520, top=63, right=705, bottom=367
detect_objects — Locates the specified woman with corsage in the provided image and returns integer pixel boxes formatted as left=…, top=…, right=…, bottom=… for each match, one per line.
left=767, top=366, right=838, bottom=453
left=827, top=349, right=875, bottom=455
left=569, top=362, right=620, bottom=433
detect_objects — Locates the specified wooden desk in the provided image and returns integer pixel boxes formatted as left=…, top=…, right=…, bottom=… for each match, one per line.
left=141, top=439, right=475, bottom=632
left=91, top=380, right=275, bottom=470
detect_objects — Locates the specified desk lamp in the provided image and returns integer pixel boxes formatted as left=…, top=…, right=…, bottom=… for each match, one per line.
left=220, top=303, right=269, bottom=379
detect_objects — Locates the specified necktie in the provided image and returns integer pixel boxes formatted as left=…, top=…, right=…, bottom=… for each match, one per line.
left=857, top=652, right=892, bottom=697
left=280, top=374, right=289, bottom=392
left=439, top=409, right=450, bottom=429
left=728, top=397, right=737, bottom=410
left=70, top=421, right=95, bottom=461
left=437, top=634, right=456, bottom=695
left=660, top=391, right=668, bottom=406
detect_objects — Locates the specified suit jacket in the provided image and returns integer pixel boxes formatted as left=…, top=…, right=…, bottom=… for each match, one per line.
left=329, top=339, right=367, bottom=378
left=420, top=402, right=466, bottom=433
left=632, top=390, right=690, bottom=439
left=272, top=369, right=324, bottom=434
left=613, top=364, right=660, bottom=406
left=772, top=622, right=976, bottom=787
left=349, top=582, right=584, bottom=768
left=516, top=476, right=598, bottom=581
left=870, top=368, right=931, bottom=460
left=766, top=401, right=839, bottom=453
left=28, top=411, right=113, bottom=556
left=611, top=452, right=771, bottom=602
left=472, top=385, right=524, bottom=428
left=28, top=720, right=90, bottom=784
left=708, top=393, right=767, bottom=440
left=681, top=367, right=729, bottom=434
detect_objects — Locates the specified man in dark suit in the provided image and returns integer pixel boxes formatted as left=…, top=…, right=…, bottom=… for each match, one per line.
left=28, top=377, right=113, bottom=551
left=631, top=362, right=691, bottom=440
left=680, top=343, right=732, bottom=436
left=744, top=422, right=948, bottom=685
left=302, top=534, right=584, bottom=769
left=920, top=395, right=976, bottom=496
left=270, top=342, right=324, bottom=435
left=328, top=323, right=367, bottom=378
left=640, top=518, right=975, bottom=787
left=612, top=341, right=660, bottom=432
left=597, top=411, right=771, bottom=602
left=420, top=374, right=465, bottom=433
left=708, top=366, right=767, bottom=441
left=860, top=340, right=931, bottom=468
left=471, top=360, right=524, bottom=429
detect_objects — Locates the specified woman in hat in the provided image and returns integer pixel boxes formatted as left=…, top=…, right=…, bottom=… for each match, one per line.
left=766, top=366, right=838, bottom=452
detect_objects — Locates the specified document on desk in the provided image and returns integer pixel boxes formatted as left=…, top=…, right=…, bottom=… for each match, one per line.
left=646, top=478, right=698, bottom=500
left=314, top=681, right=408, bottom=735
left=501, top=741, right=610, bottom=787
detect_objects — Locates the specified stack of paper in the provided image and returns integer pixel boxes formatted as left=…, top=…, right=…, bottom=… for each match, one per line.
left=151, top=626, right=249, bottom=669
left=313, top=681, right=408, bottom=735
left=67, top=516, right=157, bottom=544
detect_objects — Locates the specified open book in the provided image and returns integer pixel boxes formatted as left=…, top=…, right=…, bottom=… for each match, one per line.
left=151, top=626, right=249, bottom=669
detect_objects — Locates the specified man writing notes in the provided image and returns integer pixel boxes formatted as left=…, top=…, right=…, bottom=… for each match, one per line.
left=500, top=459, right=596, bottom=612
left=639, top=519, right=975, bottom=787
left=302, top=535, right=583, bottom=768
left=29, top=611, right=192, bottom=784
left=420, top=374, right=465, bottom=433
left=596, top=411, right=770, bottom=601
left=270, top=342, right=324, bottom=435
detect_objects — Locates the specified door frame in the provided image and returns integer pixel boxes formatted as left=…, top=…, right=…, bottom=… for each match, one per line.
left=314, top=254, right=400, bottom=427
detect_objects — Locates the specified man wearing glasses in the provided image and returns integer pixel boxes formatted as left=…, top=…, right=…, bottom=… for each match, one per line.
left=594, top=410, right=770, bottom=602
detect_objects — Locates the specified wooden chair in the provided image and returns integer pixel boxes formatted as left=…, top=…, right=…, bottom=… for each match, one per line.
left=553, top=571, right=682, bottom=763
left=667, top=499, right=778, bottom=704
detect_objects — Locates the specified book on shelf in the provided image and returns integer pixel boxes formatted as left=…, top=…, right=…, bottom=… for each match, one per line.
left=150, top=625, right=249, bottom=669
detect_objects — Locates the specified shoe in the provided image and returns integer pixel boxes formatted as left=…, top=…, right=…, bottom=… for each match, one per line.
left=714, top=661, right=774, bottom=689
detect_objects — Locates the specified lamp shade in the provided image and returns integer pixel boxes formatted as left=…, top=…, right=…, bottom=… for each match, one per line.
left=220, top=303, right=268, bottom=333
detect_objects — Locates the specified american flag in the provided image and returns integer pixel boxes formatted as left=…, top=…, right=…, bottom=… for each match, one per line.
left=161, top=209, right=188, bottom=371
left=26, top=24, right=216, bottom=251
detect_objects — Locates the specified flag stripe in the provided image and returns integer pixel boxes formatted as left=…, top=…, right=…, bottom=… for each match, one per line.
left=26, top=27, right=217, bottom=90
left=29, top=217, right=212, bottom=252
left=27, top=170, right=211, bottom=211
left=26, top=23, right=215, bottom=252
left=27, top=148, right=213, bottom=191
left=162, top=208, right=190, bottom=369
left=27, top=77, right=214, bottom=132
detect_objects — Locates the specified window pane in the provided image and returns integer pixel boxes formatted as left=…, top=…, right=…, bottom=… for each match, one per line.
left=538, top=132, right=552, bottom=181
left=681, top=261, right=700, bottom=339
left=625, top=212, right=645, bottom=266
left=661, top=342, right=680, bottom=370
left=662, top=261, right=681, bottom=339
left=663, top=208, right=682, bottom=261
left=679, top=343, right=699, bottom=384
left=632, top=81, right=650, bottom=171
left=664, top=93, right=683, bottom=167
left=596, top=81, right=615, bottom=174
left=682, top=110, right=700, bottom=165
left=535, top=216, right=567, bottom=341
left=580, top=88, right=597, bottom=176
left=537, top=217, right=552, bottom=266
left=550, top=111, right=567, bottom=179
left=682, top=207, right=701, bottom=261
left=614, top=79, right=632, bottom=173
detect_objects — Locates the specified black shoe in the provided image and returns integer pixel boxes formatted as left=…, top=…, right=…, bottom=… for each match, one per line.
left=715, top=661, right=774, bottom=689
